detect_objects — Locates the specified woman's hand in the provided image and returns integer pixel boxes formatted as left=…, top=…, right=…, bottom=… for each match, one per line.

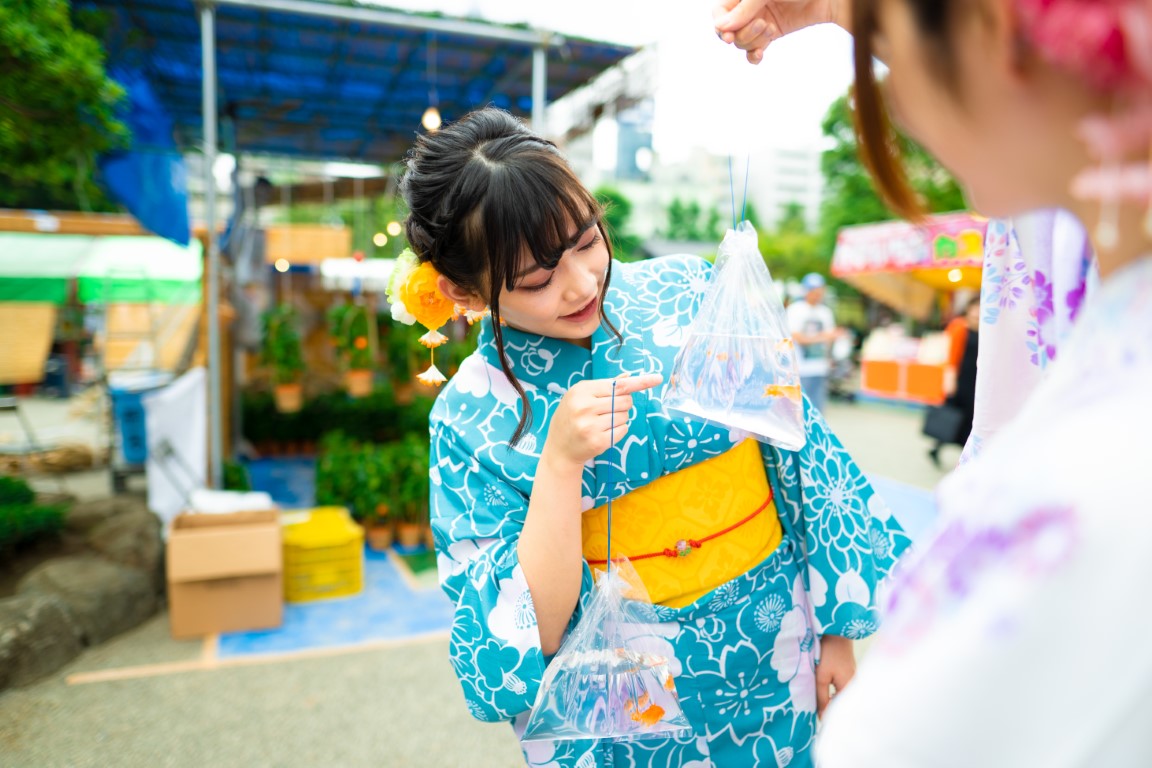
left=712, top=0, right=848, bottom=65
left=521, top=373, right=662, bottom=655
left=816, top=634, right=857, bottom=716
left=542, top=374, right=663, bottom=473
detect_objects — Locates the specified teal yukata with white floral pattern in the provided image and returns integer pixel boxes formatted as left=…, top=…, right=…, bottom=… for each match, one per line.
left=429, top=255, right=910, bottom=767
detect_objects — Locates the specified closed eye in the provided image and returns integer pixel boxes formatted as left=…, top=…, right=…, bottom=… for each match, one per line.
left=519, top=275, right=553, bottom=292
left=577, top=233, right=601, bottom=252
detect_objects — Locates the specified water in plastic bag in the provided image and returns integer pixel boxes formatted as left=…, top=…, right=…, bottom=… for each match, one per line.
left=521, top=558, right=692, bottom=743
left=663, top=222, right=807, bottom=451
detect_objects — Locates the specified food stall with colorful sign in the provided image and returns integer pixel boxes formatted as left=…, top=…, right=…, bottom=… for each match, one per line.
left=832, top=212, right=987, bottom=404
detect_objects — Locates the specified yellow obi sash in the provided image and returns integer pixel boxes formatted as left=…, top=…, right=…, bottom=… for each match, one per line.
left=582, top=439, right=782, bottom=609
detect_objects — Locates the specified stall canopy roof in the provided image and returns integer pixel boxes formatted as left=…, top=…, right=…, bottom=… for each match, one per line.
left=831, top=212, right=988, bottom=321
left=0, top=233, right=203, bottom=305
left=80, top=0, right=637, bottom=162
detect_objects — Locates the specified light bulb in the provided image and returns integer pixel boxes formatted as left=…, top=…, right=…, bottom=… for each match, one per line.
left=422, top=106, right=442, bottom=131
left=373, top=233, right=388, bottom=247
left=947, top=268, right=963, bottom=284
left=386, top=221, right=402, bottom=237
left=274, top=259, right=290, bottom=273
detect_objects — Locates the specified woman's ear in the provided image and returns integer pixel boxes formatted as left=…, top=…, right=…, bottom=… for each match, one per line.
left=437, top=275, right=486, bottom=311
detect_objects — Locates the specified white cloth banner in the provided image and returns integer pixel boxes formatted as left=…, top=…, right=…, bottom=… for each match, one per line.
left=142, top=367, right=207, bottom=533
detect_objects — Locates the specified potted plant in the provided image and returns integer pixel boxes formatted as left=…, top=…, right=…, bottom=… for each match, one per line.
left=385, top=320, right=422, bottom=405
left=392, top=434, right=430, bottom=550
left=261, top=304, right=306, bottom=413
left=328, top=302, right=376, bottom=398
left=362, top=501, right=394, bottom=551
left=356, top=441, right=395, bottom=551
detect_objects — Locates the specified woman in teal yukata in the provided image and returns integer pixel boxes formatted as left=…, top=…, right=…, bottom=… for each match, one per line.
left=398, top=107, right=909, bottom=768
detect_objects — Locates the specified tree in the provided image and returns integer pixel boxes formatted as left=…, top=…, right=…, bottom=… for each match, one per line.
left=593, top=186, right=642, bottom=262
left=757, top=202, right=827, bottom=282
left=0, top=1, right=127, bottom=210
left=817, top=92, right=966, bottom=257
left=663, top=196, right=725, bottom=242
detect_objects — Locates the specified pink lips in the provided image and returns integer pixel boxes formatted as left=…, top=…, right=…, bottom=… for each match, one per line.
left=560, top=297, right=599, bottom=323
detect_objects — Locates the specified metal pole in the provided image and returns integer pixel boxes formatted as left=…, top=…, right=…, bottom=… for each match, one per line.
left=532, top=42, right=547, bottom=134
left=201, top=2, right=224, bottom=489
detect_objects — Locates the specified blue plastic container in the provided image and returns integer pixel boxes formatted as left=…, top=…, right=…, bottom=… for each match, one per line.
left=108, top=372, right=172, bottom=465
left=110, top=388, right=148, bottom=464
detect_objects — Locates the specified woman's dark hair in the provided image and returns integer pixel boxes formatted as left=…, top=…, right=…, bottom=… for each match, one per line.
left=400, top=107, right=617, bottom=444
left=851, top=0, right=962, bottom=220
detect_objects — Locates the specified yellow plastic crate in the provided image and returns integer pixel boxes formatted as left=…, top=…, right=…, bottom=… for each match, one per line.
left=281, top=507, right=364, bottom=603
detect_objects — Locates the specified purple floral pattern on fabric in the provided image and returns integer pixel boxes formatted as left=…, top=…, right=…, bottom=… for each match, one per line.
left=882, top=506, right=1077, bottom=646
left=981, top=224, right=1033, bottom=327
left=1026, top=270, right=1057, bottom=368
left=962, top=211, right=1096, bottom=464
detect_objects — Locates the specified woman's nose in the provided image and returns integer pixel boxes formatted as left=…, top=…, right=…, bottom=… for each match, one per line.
left=561, top=258, right=598, bottom=300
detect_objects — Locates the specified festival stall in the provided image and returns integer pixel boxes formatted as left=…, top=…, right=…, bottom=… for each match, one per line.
left=0, top=226, right=203, bottom=385
left=832, top=212, right=987, bottom=404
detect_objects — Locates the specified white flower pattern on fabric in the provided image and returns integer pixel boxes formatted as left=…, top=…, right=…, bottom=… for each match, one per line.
left=428, top=256, right=909, bottom=767
left=755, top=594, right=788, bottom=633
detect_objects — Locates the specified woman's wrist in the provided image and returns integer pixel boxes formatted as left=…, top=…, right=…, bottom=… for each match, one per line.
left=539, top=440, right=587, bottom=480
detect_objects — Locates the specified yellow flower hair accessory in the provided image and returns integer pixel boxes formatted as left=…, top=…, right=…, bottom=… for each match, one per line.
left=386, top=248, right=457, bottom=387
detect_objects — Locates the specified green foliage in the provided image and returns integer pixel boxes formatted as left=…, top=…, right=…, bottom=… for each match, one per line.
left=327, top=302, right=375, bottom=371
left=0, top=475, right=66, bottom=552
left=278, top=193, right=408, bottom=256
left=222, top=461, right=252, bottom=492
left=383, top=317, right=423, bottom=384
left=594, top=186, right=642, bottom=262
left=314, top=432, right=429, bottom=525
left=0, top=0, right=127, bottom=210
left=664, top=197, right=725, bottom=242
left=817, top=92, right=967, bottom=256
left=260, top=304, right=305, bottom=385
left=241, top=388, right=435, bottom=447
left=0, top=474, right=35, bottom=506
left=755, top=203, right=828, bottom=282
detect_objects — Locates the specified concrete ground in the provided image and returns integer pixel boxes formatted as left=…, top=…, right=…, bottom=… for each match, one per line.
left=0, top=397, right=954, bottom=768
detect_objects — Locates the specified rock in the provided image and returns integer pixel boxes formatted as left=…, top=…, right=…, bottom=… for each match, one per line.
left=0, top=593, right=82, bottom=690
left=65, top=497, right=148, bottom=535
left=87, top=508, right=163, bottom=588
left=17, top=556, right=157, bottom=645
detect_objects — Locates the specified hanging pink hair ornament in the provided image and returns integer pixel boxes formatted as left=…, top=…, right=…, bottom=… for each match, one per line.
left=1017, top=0, right=1152, bottom=244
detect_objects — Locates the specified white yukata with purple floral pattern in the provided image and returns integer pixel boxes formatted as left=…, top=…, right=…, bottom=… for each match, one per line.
left=818, top=255, right=1152, bottom=767
left=429, top=256, right=910, bottom=767
left=962, top=209, right=1097, bottom=462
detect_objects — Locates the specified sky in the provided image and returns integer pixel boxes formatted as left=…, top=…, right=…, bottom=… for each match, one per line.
left=365, top=0, right=857, bottom=158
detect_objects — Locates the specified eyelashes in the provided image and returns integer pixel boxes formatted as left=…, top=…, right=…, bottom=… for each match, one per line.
left=518, top=234, right=602, bottom=292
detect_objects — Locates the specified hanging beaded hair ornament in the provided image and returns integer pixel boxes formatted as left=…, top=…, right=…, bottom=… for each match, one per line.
left=386, top=249, right=488, bottom=387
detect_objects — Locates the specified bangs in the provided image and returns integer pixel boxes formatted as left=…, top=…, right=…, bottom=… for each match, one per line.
left=462, top=150, right=602, bottom=296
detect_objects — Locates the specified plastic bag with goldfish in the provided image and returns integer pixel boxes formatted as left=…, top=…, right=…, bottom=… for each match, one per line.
left=521, top=557, right=691, bottom=743
left=662, top=221, right=807, bottom=451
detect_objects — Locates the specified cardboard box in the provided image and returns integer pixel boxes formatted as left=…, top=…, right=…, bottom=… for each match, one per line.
left=166, top=510, right=283, bottom=639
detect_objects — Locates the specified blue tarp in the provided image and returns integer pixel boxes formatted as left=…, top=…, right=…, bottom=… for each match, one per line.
left=79, top=0, right=636, bottom=163
left=99, top=68, right=192, bottom=245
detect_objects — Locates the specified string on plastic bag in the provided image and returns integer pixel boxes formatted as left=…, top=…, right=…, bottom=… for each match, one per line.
left=662, top=222, right=807, bottom=451
left=522, top=381, right=692, bottom=744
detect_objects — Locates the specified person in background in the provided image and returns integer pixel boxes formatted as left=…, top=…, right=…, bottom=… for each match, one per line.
left=928, top=300, right=980, bottom=467
left=786, top=272, right=842, bottom=412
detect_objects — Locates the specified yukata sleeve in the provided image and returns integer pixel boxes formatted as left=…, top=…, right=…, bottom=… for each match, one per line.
left=767, top=396, right=912, bottom=640
left=430, top=426, right=549, bottom=723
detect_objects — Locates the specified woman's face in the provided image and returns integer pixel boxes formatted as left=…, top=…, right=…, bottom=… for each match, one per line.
left=497, top=222, right=610, bottom=346
left=873, top=0, right=1091, bottom=217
